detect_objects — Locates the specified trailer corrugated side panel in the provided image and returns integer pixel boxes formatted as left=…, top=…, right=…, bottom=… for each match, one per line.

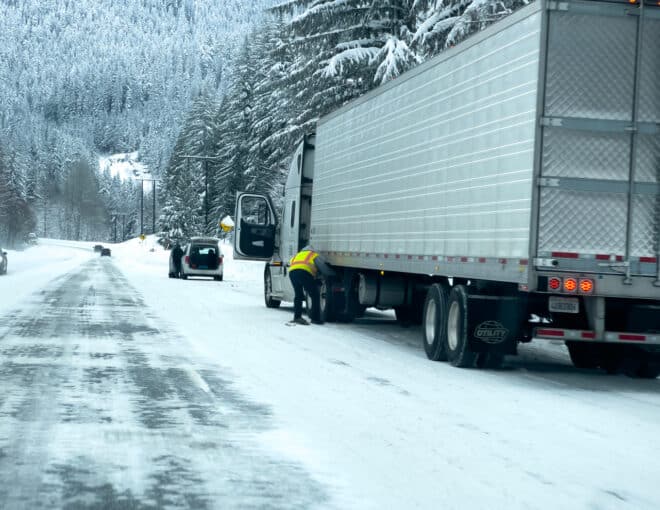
left=537, top=2, right=660, bottom=278
left=311, top=7, right=543, bottom=267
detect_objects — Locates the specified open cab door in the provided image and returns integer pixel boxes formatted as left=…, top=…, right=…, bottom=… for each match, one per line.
left=233, top=192, right=277, bottom=261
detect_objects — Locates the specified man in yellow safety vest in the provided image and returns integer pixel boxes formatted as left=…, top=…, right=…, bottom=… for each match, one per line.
left=288, top=245, right=333, bottom=325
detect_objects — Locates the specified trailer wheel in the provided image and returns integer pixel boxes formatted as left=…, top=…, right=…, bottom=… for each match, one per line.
left=622, top=350, right=660, bottom=379
left=598, top=345, right=623, bottom=375
left=264, top=267, right=281, bottom=308
left=633, top=362, right=660, bottom=379
left=422, top=283, right=449, bottom=361
left=445, top=285, right=478, bottom=368
left=566, top=342, right=599, bottom=369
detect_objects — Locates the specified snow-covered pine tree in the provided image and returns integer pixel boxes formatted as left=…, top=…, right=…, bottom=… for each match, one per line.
left=412, top=0, right=525, bottom=57
left=159, top=94, right=222, bottom=238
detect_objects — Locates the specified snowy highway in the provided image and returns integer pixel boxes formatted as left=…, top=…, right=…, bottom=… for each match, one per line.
left=0, top=240, right=659, bottom=509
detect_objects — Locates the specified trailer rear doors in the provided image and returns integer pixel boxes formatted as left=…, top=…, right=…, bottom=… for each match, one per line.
left=536, top=1, right=659, bottom=284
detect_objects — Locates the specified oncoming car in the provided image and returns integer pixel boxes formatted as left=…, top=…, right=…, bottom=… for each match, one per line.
left=0, top=245, right=7, bottom=275
left=100, top=248, right=111, bottom=257
left=179, top=237, right=223, bottom=281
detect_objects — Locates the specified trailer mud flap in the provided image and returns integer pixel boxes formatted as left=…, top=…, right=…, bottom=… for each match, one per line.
left=466, top=296, right=523, bottom=355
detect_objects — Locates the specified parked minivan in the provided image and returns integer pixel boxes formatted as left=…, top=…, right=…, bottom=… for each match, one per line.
left=176, top=237, right=223, bottom=281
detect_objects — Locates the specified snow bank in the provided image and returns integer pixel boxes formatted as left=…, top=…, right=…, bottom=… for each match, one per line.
left=99, top=152, right=150, bottom=182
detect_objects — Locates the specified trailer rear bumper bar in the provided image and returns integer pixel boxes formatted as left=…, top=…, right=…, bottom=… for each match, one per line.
left=534, top=327, right=660, bottom=345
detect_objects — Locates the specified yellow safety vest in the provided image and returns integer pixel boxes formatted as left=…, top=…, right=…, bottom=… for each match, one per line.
left=289, top=250, right=318, bottom=276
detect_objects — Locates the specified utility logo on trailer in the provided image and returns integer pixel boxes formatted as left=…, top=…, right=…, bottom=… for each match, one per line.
left=474, top=321, right=509, bottom=344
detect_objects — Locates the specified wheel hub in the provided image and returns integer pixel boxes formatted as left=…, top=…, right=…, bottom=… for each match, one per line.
left=447, top=301, right=460, bottom=351
left=424, top=300, right=436, bottom=345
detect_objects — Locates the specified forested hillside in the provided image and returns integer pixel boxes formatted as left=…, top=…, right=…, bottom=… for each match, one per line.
left=161, top=0, right=527, bottom=238
left=0, top=0, right=525, bottom=246
left=0, top=0, right=273, bottom=245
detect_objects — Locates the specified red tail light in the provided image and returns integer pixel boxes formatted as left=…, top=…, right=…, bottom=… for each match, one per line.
left=184, top=255, right=190, bottom=264
left=548, top=277, right=561, bottom=291
left=218, top=257, right=223, bottom=265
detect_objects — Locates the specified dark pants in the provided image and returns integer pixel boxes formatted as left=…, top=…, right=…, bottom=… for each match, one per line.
left=289, top=269, right=319, bottom=321
left=173, top=257, right=182, bottom=277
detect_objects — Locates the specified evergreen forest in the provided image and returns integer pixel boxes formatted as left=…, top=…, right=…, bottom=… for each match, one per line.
left=0, top=0, right=526, bottom=246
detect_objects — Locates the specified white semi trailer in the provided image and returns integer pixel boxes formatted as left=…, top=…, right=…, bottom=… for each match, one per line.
left=234, top=0, right=660, bottom=377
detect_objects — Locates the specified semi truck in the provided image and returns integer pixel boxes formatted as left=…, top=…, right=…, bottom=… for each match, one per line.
left=233, top=0, right=660, bottom=377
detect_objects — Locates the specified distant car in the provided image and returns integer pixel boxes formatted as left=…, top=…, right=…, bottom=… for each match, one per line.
left=93, top=244, right=104, bottom=252
left=100, top=248, right=112, bottom=257
left=26, top=233, right=38, bottom=246
left=0, top=246, right=7, bottom=275
left=179, top=237, right=223, bottom=281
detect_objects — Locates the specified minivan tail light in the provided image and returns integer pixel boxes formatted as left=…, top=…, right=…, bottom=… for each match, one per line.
left=218, top=256, right=223, bottom=265
left=185, top=255, right=190, bottom=264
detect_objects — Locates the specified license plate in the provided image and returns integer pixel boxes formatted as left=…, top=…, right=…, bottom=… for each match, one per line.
left=199, top=265, right=208, bottom=270
left=549, top=296, right=579, bottom=314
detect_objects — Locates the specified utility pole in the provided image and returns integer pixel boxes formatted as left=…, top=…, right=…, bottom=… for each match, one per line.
left=205, top=159, right=209, bottom=228
left=140, top=180, right=144, bottom=235
left=111, top=212, right=128, bottom=242
left=137, top=178, right=160, bottom=235
left=180, top=155, right=221, bottom=234
left=152, top=180, right=157, bottom=235
left=43, top=198, right=47, bottom=238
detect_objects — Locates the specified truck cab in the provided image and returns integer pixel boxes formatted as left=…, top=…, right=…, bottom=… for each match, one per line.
left=234, top=135, right=315, bottom=306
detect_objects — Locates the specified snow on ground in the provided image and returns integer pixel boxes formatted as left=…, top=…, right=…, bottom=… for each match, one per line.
left=2, top=238, right=660, bottom=509
left=0, top=240, right=95, bottom=314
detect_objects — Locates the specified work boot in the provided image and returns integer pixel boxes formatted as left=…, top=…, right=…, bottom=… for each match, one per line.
left=293, top=317, right=310, bottom=325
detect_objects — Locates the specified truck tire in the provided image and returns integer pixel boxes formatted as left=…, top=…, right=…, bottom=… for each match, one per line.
left=633, top=362, right=660, bottom=379
left=422, top=283, right=449, bottom=361
left=335, top=276, right=358, bottom=323
left=319, top=277, right=336, bottom=322
left=445, top=285, right=478, bottom=368
left=598, top=345, right=623, bottom=375
left=622, top=350, right=660, bottom=379
left=566, top=342, right=599, bottom=369
left=264, top=268, right=281, bottom=308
